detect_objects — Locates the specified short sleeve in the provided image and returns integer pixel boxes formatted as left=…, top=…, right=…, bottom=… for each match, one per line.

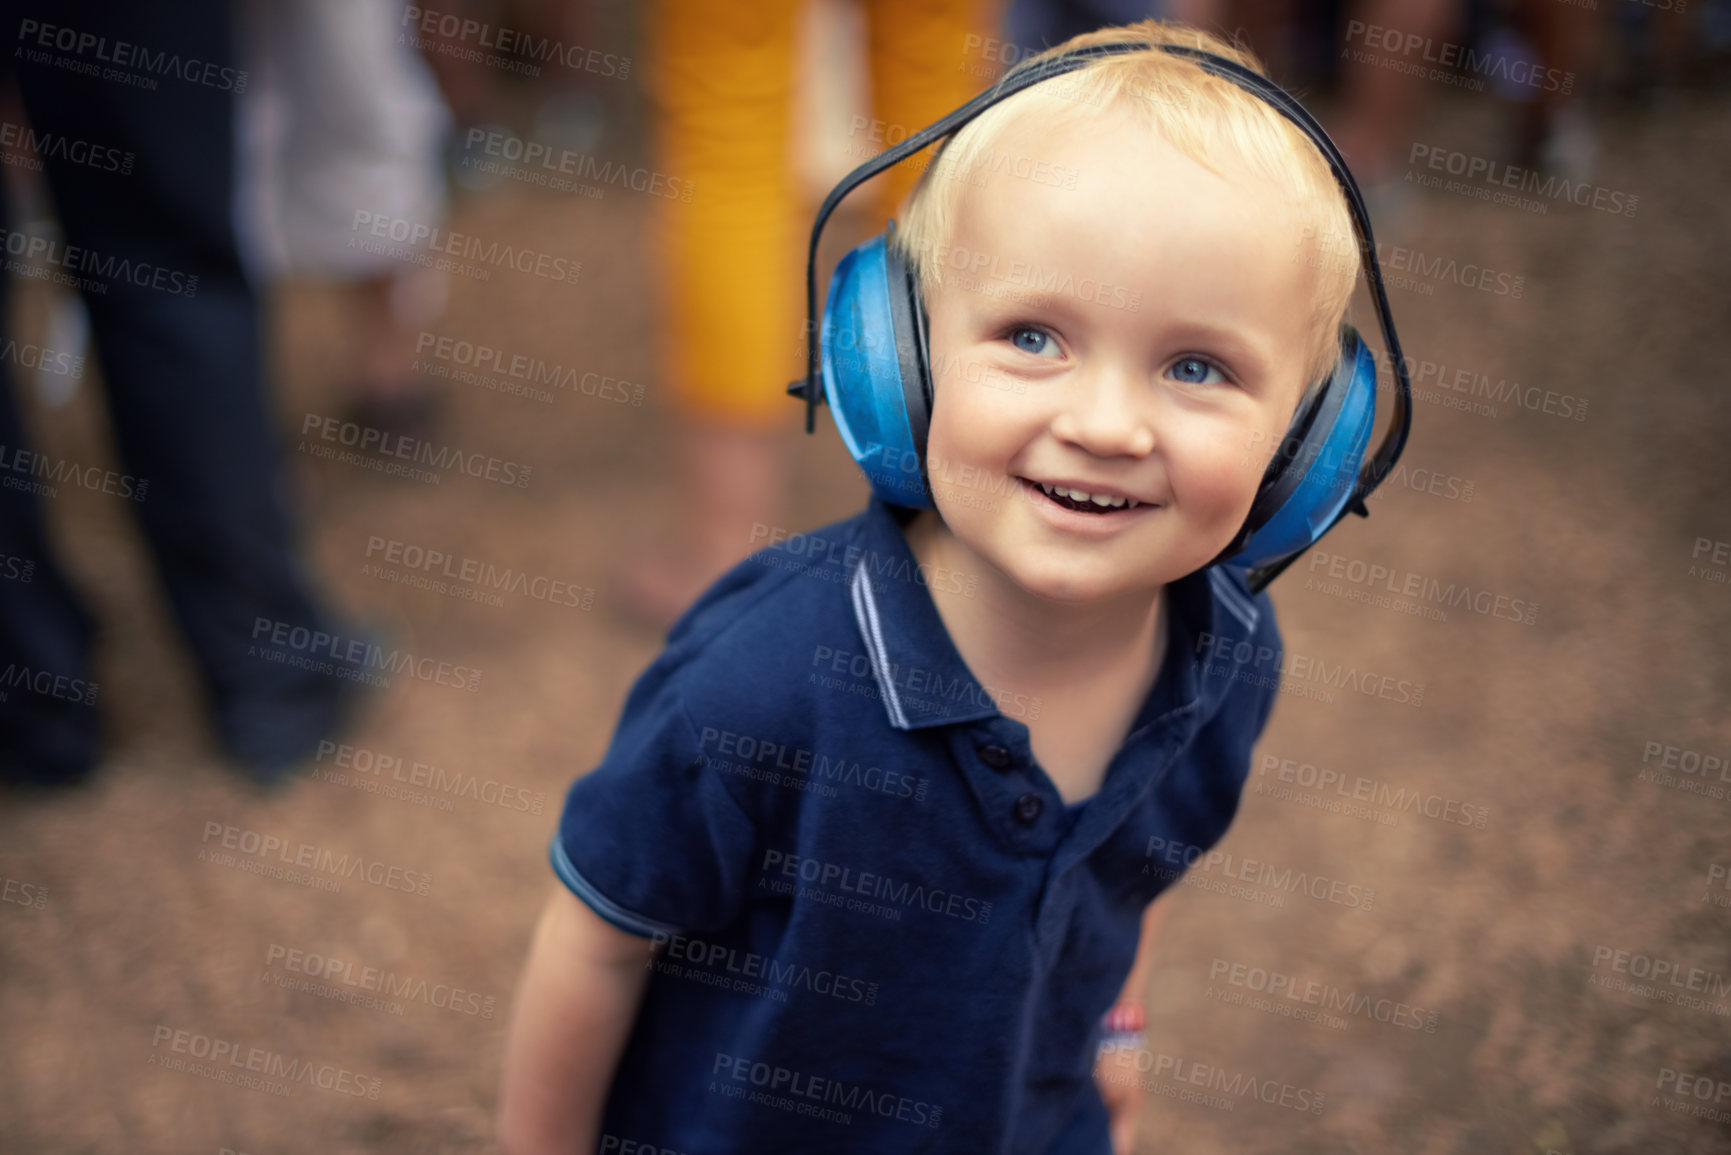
left=1244, top=596, right=1284, bottom=743
left=550, top=669, right=758, bottom=939
left=1171, top=591, right=1286, bottom=853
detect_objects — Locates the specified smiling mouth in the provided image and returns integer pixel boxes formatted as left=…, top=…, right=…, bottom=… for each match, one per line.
left=1019, top=478, right=1152, bottom=515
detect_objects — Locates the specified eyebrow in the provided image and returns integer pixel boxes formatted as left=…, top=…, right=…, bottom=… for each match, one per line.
left=1156, top=321, right=1279, bottom=384
left=952, top=281, right=1060, bottom=312
left=956, top=285, right=1081, bottom=325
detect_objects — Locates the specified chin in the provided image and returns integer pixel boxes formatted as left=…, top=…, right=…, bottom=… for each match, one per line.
left=1000, top=556, right=1139, bottom=604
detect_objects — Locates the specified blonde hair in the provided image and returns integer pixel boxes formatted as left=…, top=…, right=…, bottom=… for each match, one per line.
left=890, top=20, right=1358, bottom=392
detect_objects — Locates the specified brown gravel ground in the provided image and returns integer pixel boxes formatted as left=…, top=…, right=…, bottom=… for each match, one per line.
left=1, top=64, right=1730, bottom=1155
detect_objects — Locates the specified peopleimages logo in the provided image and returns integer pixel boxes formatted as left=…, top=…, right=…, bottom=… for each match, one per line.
left=1101, top=1050, right=1326, bottom=1115
left=1304, top=549, right=1538, bottom=626
left=400, top=7, right=631, bottom=79
left=348, top=211, right=582, bottom=286
left=0, top=337, right=85, bottom=379
left=0, top=661, right=98, bottom=706
left=1409, top=143, right=1638, bottom=217
left=461, top=128, right=692, bottom=202
left=1207, top=958, right=1439, bottom=1032
left=750, top=523, right=978, bottom=600
left=1595, top=943, right=1729, bottom=989
left=1343, top=20, right=1574, bottom=94
left=1143, top=837, right=1377, bottom=911
left=1195, top=632, right=1426, bottom=709
left=200, top=821, right=434, bottom=896
left=711, top=1053, right=943, bottom=1129
left=0, top=225, right=197, bottom=297
left=1379, top=348, right=1588, bottom=423
left=0, top=120, right=133, bottom=174
left=697, top=724, right=930, bottom=802
left=249, top=615, right=482, bottom=694
left=299, top=412, right=532, bottom=489
left=760, top=849, right=992, bottom=924
left=1297, top=227, right=1526, bottom=299
left=930, top=243, right=1142, bottom=312
left=363, top=535, right=594, bottom=611
left=1253, top=753, right=1491, bottom=831
left=312, top=741, right=547, bottom=816
left=1637, top=738, right=1731, bottom=803
left=263, top=943, right=495, bottom=1019
left=16, top=19, right=249, bottom=92
left=149, top=1025, right=379, bottom=1099
left=1, top=872, right=48, bottom=910
left=650, top=931, right=880, bottom=1006
left=413, top=332, right=644, bottom=406
left=810, top=642, right=1042, bottom=721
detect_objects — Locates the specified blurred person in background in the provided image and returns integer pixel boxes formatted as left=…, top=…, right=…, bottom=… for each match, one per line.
left=238, top=0, right=454, bottom=439
left=0, top=0, right=369, bottom=787
left=1005, top=0, right=1454, bottom=220
left=411, top=0, right=618, bottom=187
left=1009, top=0, right=1607, bottom=225
left=617, top=0, right=1004, bottom=628
left=1006, top=0, right=1218, bottom=49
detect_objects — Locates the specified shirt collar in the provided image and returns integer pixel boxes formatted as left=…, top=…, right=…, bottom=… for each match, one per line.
left=846, top=496, right=1258, bottom=732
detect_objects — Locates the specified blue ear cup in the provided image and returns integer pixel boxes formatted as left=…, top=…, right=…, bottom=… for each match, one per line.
left=819, top=229, right=935, bottom=510
left=1215, top=326, right=1378, bottom=571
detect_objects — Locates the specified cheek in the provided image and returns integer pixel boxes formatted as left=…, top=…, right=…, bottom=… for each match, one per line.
left=926, top=394, right=992, bottom=511
left=924, top=374, right=1046, bottom=518
left=1172, top=418, right=1269, bottom=509
left=922, top=382, right=979, bottom=508
left=928, top=365, right=1024, bottom=462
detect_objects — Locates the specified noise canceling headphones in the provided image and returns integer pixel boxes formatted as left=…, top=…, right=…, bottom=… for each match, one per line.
left=786, top=39, right=1413, bottom=594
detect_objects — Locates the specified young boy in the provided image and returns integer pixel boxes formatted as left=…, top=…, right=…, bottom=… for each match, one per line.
left=498, top=20, right=1360, bottom=1155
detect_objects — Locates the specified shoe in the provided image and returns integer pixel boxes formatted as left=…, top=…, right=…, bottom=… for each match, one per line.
left=0, top=703, right=101, bottom=790
left=0, top=745, right=99, bottom=791
left=340, top=380, right=442, bottom=445
left=215, top=622, right=390, bottom=790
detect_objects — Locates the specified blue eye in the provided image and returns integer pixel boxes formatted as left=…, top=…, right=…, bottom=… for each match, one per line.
left=1009, top=327, right=1057, bottom=357
left=1167, top=356, right=1226, bottom=386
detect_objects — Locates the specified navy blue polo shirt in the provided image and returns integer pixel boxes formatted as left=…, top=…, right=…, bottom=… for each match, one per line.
left=551, top=495, right=1283, bottom=1155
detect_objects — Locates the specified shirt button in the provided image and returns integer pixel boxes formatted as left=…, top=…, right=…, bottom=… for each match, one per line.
left=1014, top=793, right=1044, bottom=825
left=978, top=744, right=1012, bottom=770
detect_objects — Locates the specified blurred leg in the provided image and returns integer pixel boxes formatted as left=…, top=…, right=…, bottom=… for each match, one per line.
left=254, top=0, right=453, bottom=438
left=866, top=0, right=1006, bottom=224
left=648, top=0, right=805, bottom=432
left=0, top=8, right=103, bottom=784
left=620, top=0, right=805, bottom=627
left=1005, top=0, right=1191, bottom=62
left=0, top=303, right=102, bottom=784
left=1329, top=0, right=1462, bottom=184
left=13, top=0, right=365, bottom=777
left=1224, top=0, right=1303, bottom=84
left=1517, top=0, right=1603, bottom=177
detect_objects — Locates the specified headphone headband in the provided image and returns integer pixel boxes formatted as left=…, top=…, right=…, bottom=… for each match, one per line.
left=799, top=37, right=1413, bottom=591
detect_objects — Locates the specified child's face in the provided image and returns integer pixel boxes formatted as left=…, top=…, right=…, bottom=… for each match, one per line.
left=918, top=105, right=1324, bottom=604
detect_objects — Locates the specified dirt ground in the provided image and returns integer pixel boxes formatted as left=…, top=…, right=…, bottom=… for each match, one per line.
left=2, top=34, right=1730, bottom=1155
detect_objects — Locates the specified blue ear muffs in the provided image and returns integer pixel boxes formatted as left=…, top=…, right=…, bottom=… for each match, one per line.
left=1211, top=327, right=1378, bottom=567
left=789, top=39, right=1413, bottom=593
left=819, top=227, right=933, bottom=510
left=817, top=227, right=1383, bottom=575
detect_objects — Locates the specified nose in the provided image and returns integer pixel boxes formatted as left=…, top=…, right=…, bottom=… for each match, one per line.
left=1049, top=361, right=1156, bottom=458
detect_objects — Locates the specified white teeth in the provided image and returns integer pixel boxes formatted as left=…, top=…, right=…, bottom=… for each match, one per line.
left=1036, top=481, right=1137, bottom=509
